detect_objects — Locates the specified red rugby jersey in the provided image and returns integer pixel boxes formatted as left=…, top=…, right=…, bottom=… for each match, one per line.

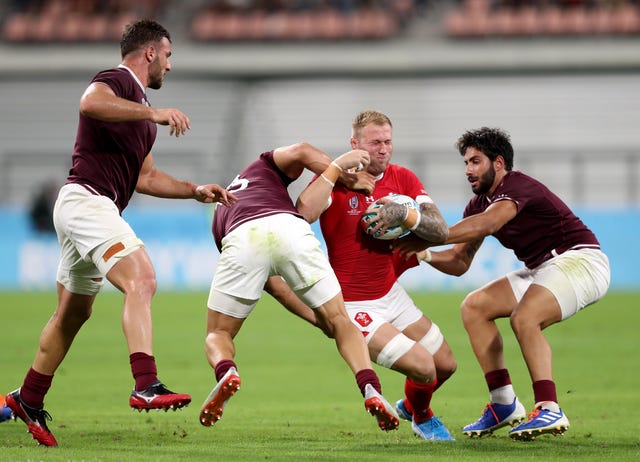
left=320, top=163, right=426, bottom=301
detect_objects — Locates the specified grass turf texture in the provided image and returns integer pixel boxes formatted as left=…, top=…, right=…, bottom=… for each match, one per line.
left=1, top=291, right=638, bottom=461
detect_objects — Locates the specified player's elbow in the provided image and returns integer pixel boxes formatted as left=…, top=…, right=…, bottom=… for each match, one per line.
left=287, top=141, right=312, bottom=158
left=79, top=100, right=93, bottom=117
left=449, top=265, right=469, bottom=277
left=296, top=201, right=320, bottom=223
left=134, top=176, right=152, bottom=196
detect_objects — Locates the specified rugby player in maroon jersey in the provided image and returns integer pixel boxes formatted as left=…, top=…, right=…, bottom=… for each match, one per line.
left=400, top=126, right=610, bottom=440
left=5, top=19, right=235, bottom=447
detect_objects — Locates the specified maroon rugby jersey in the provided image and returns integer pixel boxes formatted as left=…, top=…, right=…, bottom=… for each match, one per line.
left=463, top=170, right=599, bottom=269
left=212, top=151, right=303, bottom=252
left=66, top=65, right=157, bottom=213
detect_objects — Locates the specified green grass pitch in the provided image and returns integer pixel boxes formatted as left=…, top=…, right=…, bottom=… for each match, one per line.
left=1, top=290, right=639, bottom=461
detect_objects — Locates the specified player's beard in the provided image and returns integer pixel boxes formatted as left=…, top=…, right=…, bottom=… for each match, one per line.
left=471, top=163, right=495, bottom=195
left=148, top=60, right=164, bottom=90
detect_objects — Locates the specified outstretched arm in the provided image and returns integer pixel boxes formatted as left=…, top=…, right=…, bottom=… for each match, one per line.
left=417, top=239, right=484, bottom=276
left=399, top=200, right=516, bottom=275
left=135, top=153, right=237, bottom=206
left=445, top=200, right=517, bottom=244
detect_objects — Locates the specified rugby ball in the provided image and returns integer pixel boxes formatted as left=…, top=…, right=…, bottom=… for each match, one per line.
left=360, top=194, right=419, bottom=240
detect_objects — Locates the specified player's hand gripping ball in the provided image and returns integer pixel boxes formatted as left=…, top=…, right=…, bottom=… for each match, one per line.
left=360, top=194, right=418, bottom=240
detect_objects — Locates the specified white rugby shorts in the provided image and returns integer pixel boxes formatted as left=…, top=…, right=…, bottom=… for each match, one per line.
left=344, top=282, right=423, bottom=343
left=53, top=184, right=144, bottom=295
left=507, top=248, right=610, bottom=320
left=208, top=213, right=340, bottom=318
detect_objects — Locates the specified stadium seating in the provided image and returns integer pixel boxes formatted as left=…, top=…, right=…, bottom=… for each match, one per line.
left=3, top=0, right=639, bottom=43
left=0, top=0, right=422, bottom=43
left=1, top=0, right=162, bottom=43
left=443, top=0, right=640, bottom=38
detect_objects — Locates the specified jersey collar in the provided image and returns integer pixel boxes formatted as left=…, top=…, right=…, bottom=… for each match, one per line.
left=117, top=64, right=146, bottom=93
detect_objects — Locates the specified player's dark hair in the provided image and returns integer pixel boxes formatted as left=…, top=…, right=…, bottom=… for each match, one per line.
left=456, top=127, right=514, bottom=171
left=120, top=19, right=171, bottom=58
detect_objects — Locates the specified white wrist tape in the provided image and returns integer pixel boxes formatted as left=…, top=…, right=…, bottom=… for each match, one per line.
left=409, top=210, right=421, bottom=231
left=320, top=174, right=335, bottom=187
left=419, top=249, right=432, bottom=264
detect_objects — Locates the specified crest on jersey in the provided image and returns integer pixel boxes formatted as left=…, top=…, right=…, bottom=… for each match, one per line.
left=354, top=312, right=372, bottom=327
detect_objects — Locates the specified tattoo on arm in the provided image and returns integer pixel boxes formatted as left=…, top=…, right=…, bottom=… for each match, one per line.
left=379, top=203, right=406, bottom=224
left=413, top=203, right=448, bottom=243
left=465, top=239, right=482, bottom=260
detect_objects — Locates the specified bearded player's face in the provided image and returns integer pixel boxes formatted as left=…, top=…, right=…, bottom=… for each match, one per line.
left=148, top=38, right=172, bottom=90
left=464, top=147, right=496, bottom=195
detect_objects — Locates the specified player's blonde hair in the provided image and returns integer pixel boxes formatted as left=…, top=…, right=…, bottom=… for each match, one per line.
left=351, top=110, right=392, bottom=138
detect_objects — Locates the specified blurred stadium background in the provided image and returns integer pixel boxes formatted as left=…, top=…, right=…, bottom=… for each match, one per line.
left=0, top=0, right=638, bottom=291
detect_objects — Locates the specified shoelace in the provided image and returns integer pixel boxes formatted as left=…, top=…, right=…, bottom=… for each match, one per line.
left=430, top=417, right=443, bottom=429
left=478, top=403, right=500, bottom=424
left=526, top=407, right=541, bottom=421
left=30, top=408, right=53, bottom=424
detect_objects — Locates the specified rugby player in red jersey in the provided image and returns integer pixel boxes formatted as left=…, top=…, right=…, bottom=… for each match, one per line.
left=269, top=110, right=458, bottom=441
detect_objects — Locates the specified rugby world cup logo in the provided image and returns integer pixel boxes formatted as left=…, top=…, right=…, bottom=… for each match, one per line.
left=348, top=195, right=361, bottom=216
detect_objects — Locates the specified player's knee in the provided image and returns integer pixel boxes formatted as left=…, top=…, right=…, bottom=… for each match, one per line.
left=55, top=304, right=92, bottom=332
left=406, top=357, right=436, bottom=384
left=122, top=272, right=157, bottom=298
left=460, top=290, right=488, bottom=326
left=509, top=308, right=537, bottom=338
left=436, top=353, right=457, bottom=383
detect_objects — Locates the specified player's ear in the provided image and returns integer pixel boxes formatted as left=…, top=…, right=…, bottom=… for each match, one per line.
left=349, top=137, right=358, bottom=149
left=495, top=155, right=505, bottom=170
left=145, top=45, right=155, bottom=63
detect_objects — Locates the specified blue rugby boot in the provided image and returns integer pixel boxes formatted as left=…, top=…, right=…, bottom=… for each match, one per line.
left=394, top=398, right=412, bottom=421
left=463, top=397, right=526, bottom=437
left=509, top=401, right=569, bottom=441
left=412, top=415, right=456, bottom=441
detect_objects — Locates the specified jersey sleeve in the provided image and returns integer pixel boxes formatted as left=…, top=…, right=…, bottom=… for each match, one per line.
left=92, top=69, right=130, bottom=99
left=492, top=174, right=539, bottom=213
left=397, top=166, right=429, bottom=200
